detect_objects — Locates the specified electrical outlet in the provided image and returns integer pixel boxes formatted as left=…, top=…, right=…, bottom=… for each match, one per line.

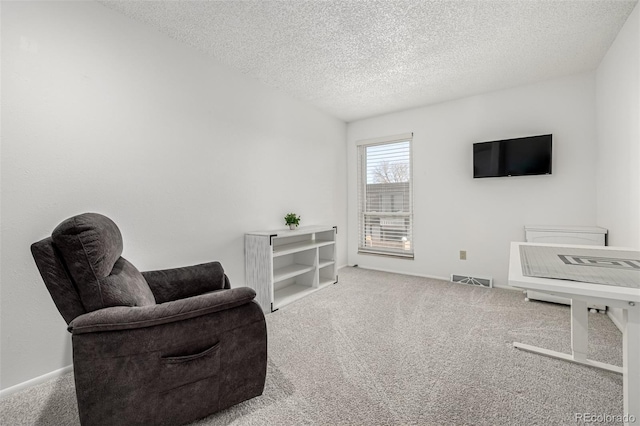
left=459, top=250, right=467, bottom=260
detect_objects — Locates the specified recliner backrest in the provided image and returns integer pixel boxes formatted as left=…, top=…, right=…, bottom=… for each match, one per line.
left=31, top=238, right=86, bottom=324
left=37, top=213, right=155, bottom=314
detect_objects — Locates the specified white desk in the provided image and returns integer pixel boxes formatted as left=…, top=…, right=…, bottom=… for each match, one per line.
left=509, top=242, right=640, bottom=425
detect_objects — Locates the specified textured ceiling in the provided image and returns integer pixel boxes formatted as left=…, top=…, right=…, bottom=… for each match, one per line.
left=99, top=0, right=637, bottom=122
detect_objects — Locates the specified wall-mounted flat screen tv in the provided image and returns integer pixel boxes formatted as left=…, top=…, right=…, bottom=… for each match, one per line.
left=473, top=134, right=552, bottom=178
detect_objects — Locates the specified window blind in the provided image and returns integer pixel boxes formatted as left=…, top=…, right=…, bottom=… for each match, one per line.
left=357, top=136, right=413, bottom=258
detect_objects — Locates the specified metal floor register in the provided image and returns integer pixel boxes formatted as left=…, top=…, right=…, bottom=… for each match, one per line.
left=520, top=245, right=640, bottom=289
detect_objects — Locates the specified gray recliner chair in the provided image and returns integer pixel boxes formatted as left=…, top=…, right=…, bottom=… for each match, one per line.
left=31, top=213, right=267, bottom=426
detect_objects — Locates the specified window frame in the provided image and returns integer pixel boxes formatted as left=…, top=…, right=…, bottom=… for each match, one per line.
left=356, top=133, right=414, bottom=259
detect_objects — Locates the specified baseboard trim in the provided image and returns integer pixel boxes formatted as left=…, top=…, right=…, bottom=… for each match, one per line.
left=347, top=265, right=520, bottom=291
left=350, top=265, right=450, bottom=282
left=0, top=365, right=73, bottom=399
left=607, top=309, right=625, bottom=333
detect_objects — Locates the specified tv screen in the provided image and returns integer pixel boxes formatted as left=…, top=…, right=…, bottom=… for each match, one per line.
left=473, top=134, right=552, bottom=178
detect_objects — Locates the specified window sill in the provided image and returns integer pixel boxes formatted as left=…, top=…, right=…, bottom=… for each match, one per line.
left=357, top=249, right=414, bottom=260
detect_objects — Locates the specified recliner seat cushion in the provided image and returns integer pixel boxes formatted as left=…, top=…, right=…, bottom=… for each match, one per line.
left=52, top=213, right=155, bottom=311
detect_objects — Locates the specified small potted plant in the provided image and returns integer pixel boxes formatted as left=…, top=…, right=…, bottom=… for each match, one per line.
left=284, top=213, right=301, bottom=230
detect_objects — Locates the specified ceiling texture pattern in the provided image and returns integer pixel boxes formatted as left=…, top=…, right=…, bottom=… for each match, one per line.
left=100, top=0, right=637, bottom=122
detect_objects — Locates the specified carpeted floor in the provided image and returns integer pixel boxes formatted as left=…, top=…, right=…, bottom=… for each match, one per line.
left=0, top=267, right=624, bottom=425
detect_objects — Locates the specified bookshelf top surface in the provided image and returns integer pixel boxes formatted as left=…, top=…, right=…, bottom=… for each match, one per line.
left=246, top=225, right=335, bottom=237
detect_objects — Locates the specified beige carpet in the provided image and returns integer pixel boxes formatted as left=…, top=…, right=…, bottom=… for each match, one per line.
left=1, top=266, right=624, bottom=425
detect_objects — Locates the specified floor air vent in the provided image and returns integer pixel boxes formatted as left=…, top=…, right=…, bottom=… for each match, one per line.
left=450, top=274, right=493, bottom=288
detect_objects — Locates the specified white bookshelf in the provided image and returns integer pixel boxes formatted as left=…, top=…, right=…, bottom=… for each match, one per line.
left=245, top=225, right=337, bottom=312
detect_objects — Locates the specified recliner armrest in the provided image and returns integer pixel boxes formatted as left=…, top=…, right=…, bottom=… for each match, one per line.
left=142, top=261, right=230, bottom=303
left=68, top=287, right=256, bottom=334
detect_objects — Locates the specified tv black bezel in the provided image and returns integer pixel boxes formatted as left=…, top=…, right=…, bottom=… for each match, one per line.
left=473, top=134, right=552, bottom=179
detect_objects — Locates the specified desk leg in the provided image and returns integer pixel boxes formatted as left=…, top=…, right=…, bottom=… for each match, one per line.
left=514, top=297, right=621, bottom=374
left=623, top=306, right=639, bottom=426
left=571, top=299, right=588, bottom=362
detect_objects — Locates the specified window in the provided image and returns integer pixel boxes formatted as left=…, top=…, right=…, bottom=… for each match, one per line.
left=357, top=133, right=413, bottom=258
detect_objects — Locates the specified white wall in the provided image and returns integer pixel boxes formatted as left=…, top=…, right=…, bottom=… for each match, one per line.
left=0, top=1, right=347, bottom=390
left=596, top=2, right=639, bottom=249
left=595, top=2, right=639, bottom=329
left=347, top=73, right=598, bottom=288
